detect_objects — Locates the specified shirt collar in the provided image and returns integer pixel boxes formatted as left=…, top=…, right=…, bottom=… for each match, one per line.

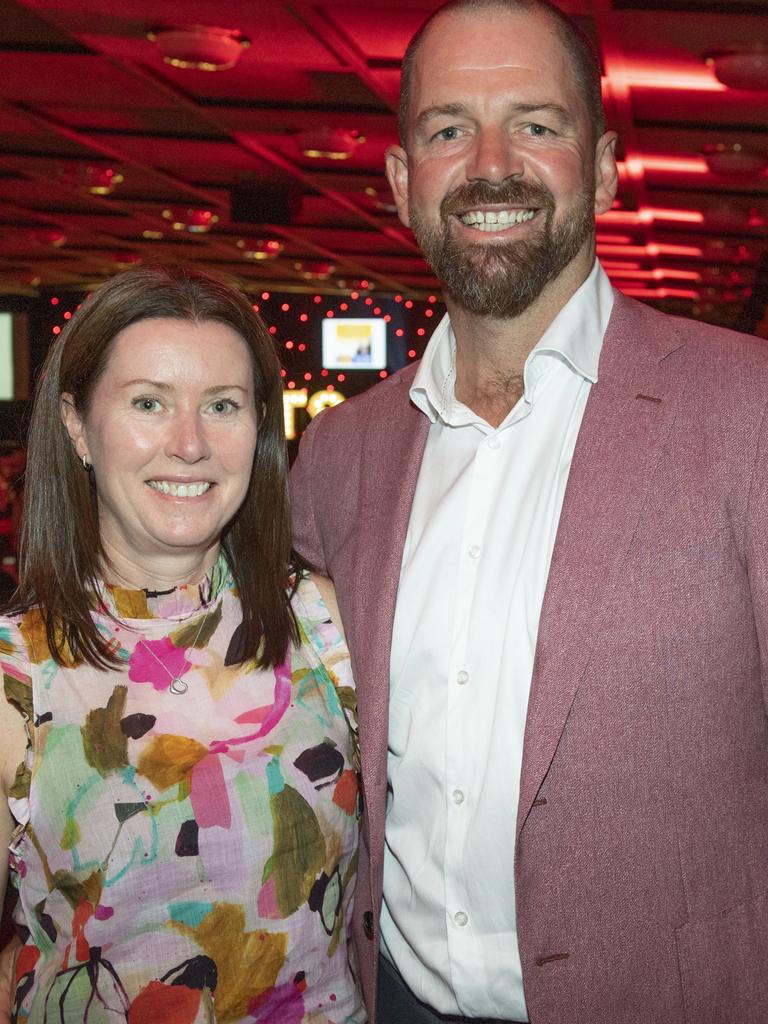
left=411, top=260, right=614, bottom=424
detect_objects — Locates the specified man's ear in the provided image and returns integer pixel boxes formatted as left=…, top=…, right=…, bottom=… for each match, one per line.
left=60, top=393, right=89, bottom=462
left=385, top=144, right=411, bottom=228
left=594, top=130, right=618, bottom=216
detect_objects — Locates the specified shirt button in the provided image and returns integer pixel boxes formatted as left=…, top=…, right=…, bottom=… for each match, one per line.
left=468, top=544, right=481, bottom=559
left=456, top=670, right=469, bottom=685
left=452, top=789, right=465, bottom=805
left=454, top=911, right=469, bottom=927
left=487, top=436, right=501, bottom=450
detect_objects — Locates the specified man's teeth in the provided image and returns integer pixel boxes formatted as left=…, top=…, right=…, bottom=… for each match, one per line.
left=460, top=209, right=536, bottom=231
left=148, top=481, right=211, bottom=498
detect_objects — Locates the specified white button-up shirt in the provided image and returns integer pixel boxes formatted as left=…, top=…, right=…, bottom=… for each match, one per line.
left=381, top=262, right=614, bottom=1020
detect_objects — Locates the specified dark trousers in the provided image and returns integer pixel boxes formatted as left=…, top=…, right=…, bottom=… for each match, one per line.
left=376, top=954, right=527, bottom=1024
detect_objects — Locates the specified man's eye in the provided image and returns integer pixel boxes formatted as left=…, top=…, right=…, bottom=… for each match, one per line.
left=526, top=123, right=552, bottom=136
left=435, top=125, right=461, bottom=141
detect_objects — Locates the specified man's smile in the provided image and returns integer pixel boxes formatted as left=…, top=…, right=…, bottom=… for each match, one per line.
left=457, top=208, right=538, bottom=231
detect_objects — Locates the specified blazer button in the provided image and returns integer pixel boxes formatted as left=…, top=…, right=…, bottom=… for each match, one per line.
left=363, top=910, right=374, bottom=939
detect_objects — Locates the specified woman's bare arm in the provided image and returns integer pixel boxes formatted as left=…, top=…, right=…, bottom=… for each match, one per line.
left=309, top=573, right=345, bottom=638
left=0, top=681, right=28, bottom=1023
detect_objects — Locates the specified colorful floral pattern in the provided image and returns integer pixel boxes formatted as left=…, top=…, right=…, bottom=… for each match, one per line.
left=1, top=565, right=364, bottom=1023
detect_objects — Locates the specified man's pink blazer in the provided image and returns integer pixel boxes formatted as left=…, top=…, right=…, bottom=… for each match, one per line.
left=290, top=291, right=768, bottom=1024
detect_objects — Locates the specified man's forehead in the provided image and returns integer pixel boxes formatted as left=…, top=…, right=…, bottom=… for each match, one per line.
left=413, top=8, right=566, bottom=78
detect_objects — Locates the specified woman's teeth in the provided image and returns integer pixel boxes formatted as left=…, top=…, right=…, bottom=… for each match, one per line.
left=147, top=481, right=211, bottom=497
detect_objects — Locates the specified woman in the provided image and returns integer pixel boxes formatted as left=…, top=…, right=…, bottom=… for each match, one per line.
left=0, top=266, right=364, bottom=1023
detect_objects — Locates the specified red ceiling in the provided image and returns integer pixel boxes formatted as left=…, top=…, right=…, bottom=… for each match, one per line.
left=0, top=0, right=766, bottom=329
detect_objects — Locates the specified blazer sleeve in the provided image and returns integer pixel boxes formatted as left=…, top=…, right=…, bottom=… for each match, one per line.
left=744, top=396, right=768, bottom=714
left=290, top=411, right=329, bottom=576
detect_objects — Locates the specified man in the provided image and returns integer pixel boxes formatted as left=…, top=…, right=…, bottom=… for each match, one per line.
left=291, top=1, right=768, bottom=1021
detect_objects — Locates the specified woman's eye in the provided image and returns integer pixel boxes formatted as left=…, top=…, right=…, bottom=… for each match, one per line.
left=209, top=398, right=240, bottom=415
left=132, top=396, right=162, bottom=412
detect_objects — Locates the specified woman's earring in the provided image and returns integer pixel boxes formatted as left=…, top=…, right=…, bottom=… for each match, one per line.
left=82, top=454, right=91, bottom=471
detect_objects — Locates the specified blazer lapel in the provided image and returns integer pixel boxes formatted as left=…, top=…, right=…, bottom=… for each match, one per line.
left=517, top=293, right=691, bottom=835
left=349, top=369, right=430, bottom=817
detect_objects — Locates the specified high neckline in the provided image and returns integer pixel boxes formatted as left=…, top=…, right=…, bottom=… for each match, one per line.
left=94, top=552, right=231, bottom=622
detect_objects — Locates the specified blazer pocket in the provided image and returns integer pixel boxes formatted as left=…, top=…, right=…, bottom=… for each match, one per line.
left=675, top=890, right=768, bottom=1023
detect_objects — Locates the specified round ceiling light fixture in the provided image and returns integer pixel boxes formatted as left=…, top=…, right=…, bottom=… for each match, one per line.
left=703, top=143, right=768, bottom=176
left=294, top=260, right=336, bottom=281
left=705, top=48, right=768, bottom=90
left=161, top=206, right=220, bottom=233
left=83, top=165, right=124, bottom=195
left=295, top=128, right=365, bottom=161
left=29, top=228, right=67, bottom=248
left=59, top=164, right=124, bottom=196
left=237, top=238, right=284, bottom=260
left=149, top=26, right=249, bottom=72
left=108, top=252, right=142, bottom=269
left=362, top=186, right=397, bottom=214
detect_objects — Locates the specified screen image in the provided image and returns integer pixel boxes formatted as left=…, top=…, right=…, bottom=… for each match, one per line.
left=0, top=313, right=13, bottom=401
left=321, top=317, right=387, bottom=370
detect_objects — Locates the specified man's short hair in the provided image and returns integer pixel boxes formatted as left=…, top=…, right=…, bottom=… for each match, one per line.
left=397, top=0, right=606, bottom=145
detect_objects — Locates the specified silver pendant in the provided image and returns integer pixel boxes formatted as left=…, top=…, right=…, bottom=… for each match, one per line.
left=169, top=677, right=188, bottom=695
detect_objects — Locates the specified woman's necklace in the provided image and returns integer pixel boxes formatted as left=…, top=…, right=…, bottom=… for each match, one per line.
left=136, top=605, right=213, bottom=695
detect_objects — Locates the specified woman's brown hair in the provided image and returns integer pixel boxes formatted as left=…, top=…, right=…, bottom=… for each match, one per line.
left=13, top=263, right=297, bottom=669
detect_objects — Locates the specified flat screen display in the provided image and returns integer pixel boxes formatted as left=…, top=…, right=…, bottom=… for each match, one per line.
left=321, top=317, right=387, bottom=370
left=0, top=313, right=13, bottom=401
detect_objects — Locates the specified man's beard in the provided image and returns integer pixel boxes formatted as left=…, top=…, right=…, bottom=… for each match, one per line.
left=409, top=179, right=595, bottom=318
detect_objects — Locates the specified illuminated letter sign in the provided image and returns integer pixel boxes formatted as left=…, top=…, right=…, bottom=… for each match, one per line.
left=283, top=389, right=346, bottom=440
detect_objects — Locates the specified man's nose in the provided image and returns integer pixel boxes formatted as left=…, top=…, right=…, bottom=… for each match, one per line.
left=466, top=127, right=524, bottom=184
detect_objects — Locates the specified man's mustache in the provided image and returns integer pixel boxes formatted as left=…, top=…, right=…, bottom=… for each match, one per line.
left=440, top=180, right=555, bottom=219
